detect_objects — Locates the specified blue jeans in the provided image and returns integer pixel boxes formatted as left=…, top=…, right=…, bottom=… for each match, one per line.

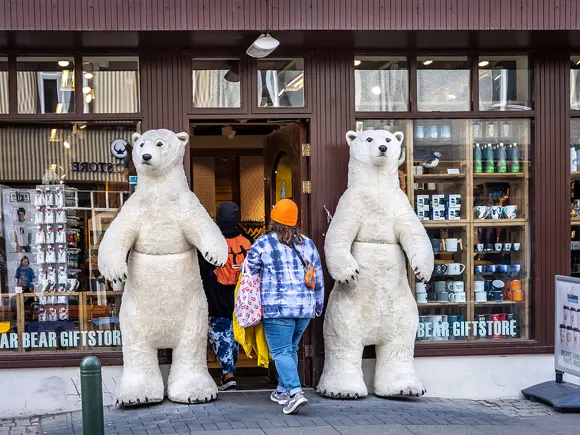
left=262, top=318, right=310, bottom=396
left=208, top=317, right=239, bottom=376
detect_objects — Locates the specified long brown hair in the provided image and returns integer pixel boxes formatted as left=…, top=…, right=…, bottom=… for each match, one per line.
left=269, top=221, right=304, bottom=246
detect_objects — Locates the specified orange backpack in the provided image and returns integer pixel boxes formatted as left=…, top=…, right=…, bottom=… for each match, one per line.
left=214, top=235, right=252, bottom=285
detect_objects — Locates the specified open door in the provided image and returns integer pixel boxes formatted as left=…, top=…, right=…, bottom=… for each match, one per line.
left=263, top=121, right=313, bottom=386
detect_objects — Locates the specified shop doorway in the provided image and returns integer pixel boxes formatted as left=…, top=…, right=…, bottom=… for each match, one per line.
left=190, top=119, right=311, bottom=390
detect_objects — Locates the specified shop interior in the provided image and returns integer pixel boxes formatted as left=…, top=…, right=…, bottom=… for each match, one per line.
left=190, top=120, right=297, bottom=389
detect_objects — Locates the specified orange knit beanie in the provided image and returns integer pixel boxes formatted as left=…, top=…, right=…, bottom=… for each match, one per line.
left=271, top=199, right=298, bottom=227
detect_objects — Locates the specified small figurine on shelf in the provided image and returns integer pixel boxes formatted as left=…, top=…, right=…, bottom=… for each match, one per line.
left=421, top=151, right=441, bottom=174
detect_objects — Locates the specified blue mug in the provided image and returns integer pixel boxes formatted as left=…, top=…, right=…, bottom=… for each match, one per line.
left=496, top=264, right=509, bottom=273
left=491, top=290, right=504, bottom=301
left=509, top=264, right=521, bottom=273
left=474, top=265, right=484, bottom=274
left=486, top=265, right=497, bottom=273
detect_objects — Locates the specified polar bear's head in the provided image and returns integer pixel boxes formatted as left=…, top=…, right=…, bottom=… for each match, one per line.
left=346, top=129, right=405, bottom=171
left=131, top=129, right=189, bottom=176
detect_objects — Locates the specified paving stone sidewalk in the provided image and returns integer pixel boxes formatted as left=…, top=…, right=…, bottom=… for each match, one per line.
left=2, top=391, right=580, bottom=435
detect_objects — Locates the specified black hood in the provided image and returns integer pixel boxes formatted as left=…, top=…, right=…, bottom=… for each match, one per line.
left=216, top=201, right=242, bottom=238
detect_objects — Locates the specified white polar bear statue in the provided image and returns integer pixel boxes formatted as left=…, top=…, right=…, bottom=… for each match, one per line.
left=317, top=129, right=434, bottom=399
left=98, top=129, right=227, bottom=406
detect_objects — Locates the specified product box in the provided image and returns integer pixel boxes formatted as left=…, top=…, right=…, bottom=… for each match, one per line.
left=416, top=195, right=430, bottom=208
left=431, top=194, right=446, bottom=208
left=432, top=206, right=446, bottom=220
left=446, top=194, right=462, bottom=208
left=416, top=207, right=430, bottom=221
left=446, top=206, right=461, bottom=220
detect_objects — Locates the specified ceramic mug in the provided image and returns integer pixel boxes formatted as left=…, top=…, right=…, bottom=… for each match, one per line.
left=112, top=280, right=125, bottom=291
left=445, top=238, right=461, bottom=252
left=496, top=264, right=509, bottom=273
left=474, top=265, right=484, bottom=274
left=474, top=281, right=486, bottom=292
left=509, top=264, right=522, bottom=273
left=511, top=289, right=525, bottom=302
left=513, top=243, right=521, bottom=251
left=504, top=243, right=512, bottom=251
left=434, top=281, right=447, bottom=293
left=475, top=291, right=488, bottom=302
left=434, top=264, right=448, bottom=275
left=476, top=243, right=485, bottom=252
left=445, top=263, right=466, bottom=276
left=431, top=239, right=441, bottom=253
left=486, top=265, right=497, bottom=273
left=436, top=291, right=450, bottom=302
left=490, top=206, right=501, bottom=219
left=416, top=282, right=428, bottom=294
left=416, top=293, right=428, bottom=303
left=502, top=205, right=518, bottom=219
left=474, top=206, right=490, bottom=219
left=449, top=292, right=466, bottom=302
left=494, top=243, right=503, bottom=251
left=446, top=281, right=464, bottom=293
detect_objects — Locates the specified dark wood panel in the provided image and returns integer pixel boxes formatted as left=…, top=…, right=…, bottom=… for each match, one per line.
left=1, top=0, right=579, bottom=31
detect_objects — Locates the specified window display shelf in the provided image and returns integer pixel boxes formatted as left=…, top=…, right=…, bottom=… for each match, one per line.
left=418, top=302, right=467, bottom=307
left=474, top=173, right=526, bottom=180
left=423, top=220, right=468, bottom=228
left=414, top=174, right=466, bottom=182
left=474, top=219, right=527, bottom=227
left=475, top=301, right=525, bottom=306
left=572, top=217, right=580, bottom=225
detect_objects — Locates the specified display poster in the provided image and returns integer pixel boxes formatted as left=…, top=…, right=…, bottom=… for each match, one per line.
left=554, top=275, right=580, bottom=378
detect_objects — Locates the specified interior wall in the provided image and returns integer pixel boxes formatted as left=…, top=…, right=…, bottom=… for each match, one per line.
left=240, top=156, right=265, bottom=222
left=192, top=157, right=216, bottom=218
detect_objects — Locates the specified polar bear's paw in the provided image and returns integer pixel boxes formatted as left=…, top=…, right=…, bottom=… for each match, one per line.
left=374, top=372, right=425, bottom=398
left=316, top=376, right=368, bottom=400
left=99, top=258, right=128, bottom=283
left=330, top=257, right=360, bottom=284
left=411, top=255, right=433, bottom=284
left=116, top=373, right=164, bottom=407
left=202, top=247, right=228, bottom=268
left=167, top=370, right=218, bottom=404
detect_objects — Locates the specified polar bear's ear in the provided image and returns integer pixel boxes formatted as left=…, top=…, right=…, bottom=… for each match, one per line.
left=132, top=132, right=141, bottom=145
left=394, top=131, right=404, bottom=143
left=346, top=131, right=358, bottom=147
left=176, top=132, right=189, bottom=146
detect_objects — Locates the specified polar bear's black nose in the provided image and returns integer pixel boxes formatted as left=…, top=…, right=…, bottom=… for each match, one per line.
left=378, top=145, right=387, bottom=153
left=142, top=154, right=152, bottom=162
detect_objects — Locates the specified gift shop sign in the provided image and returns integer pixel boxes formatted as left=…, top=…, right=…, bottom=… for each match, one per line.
left=417, top=319, right=518, bottom=339
left=554, top=276, right=580, bottom=378
left=0, top=330, right=122, bottom=349
left=71, top=162, right=126, bottom=174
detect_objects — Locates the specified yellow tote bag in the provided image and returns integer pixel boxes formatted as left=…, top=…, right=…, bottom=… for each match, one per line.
left=233, top=277, right=270, bottom=368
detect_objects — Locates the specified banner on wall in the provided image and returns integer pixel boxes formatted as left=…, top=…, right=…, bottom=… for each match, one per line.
left=555, top=275, right=580, bottom=378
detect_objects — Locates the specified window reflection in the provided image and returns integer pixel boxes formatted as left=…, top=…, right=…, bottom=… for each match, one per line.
left=479, top=56, right=531, bottom=111
left=354, top=56, right=409, bottom=112
left=257, top=58, right=304, bottom=108
left=417, top=56, right=470, bottom=112
left=83, top=57, right=140, bottom=114
left=17, top=57, right=75, bottom=114
left=0, top=57, right=7, bottom=114
left=192, top=58, right=241, bottom=108
left=572, top=56, right=580, bottom=110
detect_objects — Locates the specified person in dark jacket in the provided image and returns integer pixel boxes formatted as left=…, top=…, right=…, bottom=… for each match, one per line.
left=198, top=201, right=253, bottom=391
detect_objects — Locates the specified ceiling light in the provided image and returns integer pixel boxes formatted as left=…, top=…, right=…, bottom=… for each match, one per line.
left=576, top=59, right=580, bottom=66
left=354, top=60, right=362, bottom=66
left=478, top=60, right=490, bottom=67
left=58, top=60, right=70, bottom=67
left=85, top=94, right=93, bottom=104
left=423, top=60, right=433, bottom=66
left=63, top=140, right=70, bottom=149
left=79, top=124, right=87, bottom=129
left=84, top=72, right=93, bottom=79
left=246, top=34, right=280, bottom=58
left=82, top=86, right=91, bottom=94
left=371, top=86, right=382, bottom=95
left=224, top=63, right=240, bottom=83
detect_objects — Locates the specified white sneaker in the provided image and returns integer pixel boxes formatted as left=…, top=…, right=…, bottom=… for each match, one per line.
left=270, top=390, right=290, bottom=405
left=283, top=392, right=308, bottom=415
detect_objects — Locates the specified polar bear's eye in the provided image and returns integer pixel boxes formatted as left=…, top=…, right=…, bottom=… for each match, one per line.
left=156, top=142, right=163, bottom=147
left=385, top=138, right=391, bottom=143
left=139, top=143, right=144, bottom=148
left=366, top=137, right=373, bottom=143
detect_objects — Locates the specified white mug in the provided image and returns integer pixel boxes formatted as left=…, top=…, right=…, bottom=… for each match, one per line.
left=445, top=263, right=466, bottom=276
left=446, top=281, right=464, bottom=293
left=503, top=205, right=518, bottom=219
left=416, top=293, right=428, bottom=303
left=415, top=282, right=427, bottom=294
left=490, top=206, right=501, bottom=219
left=475, top=291, right=487, bottom=302
left=513, top=243, right=521, bottom=251
left=474, top=281, right=485, bottom=293
left=445, top=238, right=461, bottom=252
left=112, top=280, right=125, bottom=291
left=449, top=292, right=466, bottom=302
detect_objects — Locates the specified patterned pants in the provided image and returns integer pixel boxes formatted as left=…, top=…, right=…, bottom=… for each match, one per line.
left=208, top=317, right=239, bottom=376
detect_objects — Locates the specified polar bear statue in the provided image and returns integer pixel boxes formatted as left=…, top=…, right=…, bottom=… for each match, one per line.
left=98, top=129, right=228, bottom=406
left=317, top=129, right=434, bottom=399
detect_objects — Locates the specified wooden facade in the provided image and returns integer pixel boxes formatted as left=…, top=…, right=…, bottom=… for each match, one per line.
left=0, top=1, right=579, bottom=388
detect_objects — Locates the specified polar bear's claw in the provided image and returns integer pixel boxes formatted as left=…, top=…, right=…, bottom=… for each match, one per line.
left=317, top=388, right=365, bottom=400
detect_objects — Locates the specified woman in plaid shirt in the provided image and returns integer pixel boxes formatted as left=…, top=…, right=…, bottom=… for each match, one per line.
left=245, top=199, right=324, bottom=415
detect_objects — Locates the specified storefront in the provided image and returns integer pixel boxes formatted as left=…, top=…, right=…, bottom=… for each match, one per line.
left=0, top=0, right=579, bottom=418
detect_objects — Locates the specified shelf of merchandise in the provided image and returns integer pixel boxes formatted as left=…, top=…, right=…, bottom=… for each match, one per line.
left=405, top=119, right=531, bottom=342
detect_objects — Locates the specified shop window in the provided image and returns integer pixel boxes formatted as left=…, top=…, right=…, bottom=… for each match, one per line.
left=82, top=56, right=140, bottom=114
left=572, top=56, right=580, bottom=110
left=192, top=58, right=241, bottom=108
left=354, top=56, right=409, bottom=112
left=17, top=57, right=75, bottom=114
left=355, top=119, right=532, bottom=342
left=478, top=56, right=531, bottom=111
left=0, top=124, right=135, bottom=354
left=416, top=56, right=470, bottom=112
left=257, top=58, right=304, bottom=108
left=570, top=119, right=580, bottom=280
left=0, top=57, right=8, bottom=114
